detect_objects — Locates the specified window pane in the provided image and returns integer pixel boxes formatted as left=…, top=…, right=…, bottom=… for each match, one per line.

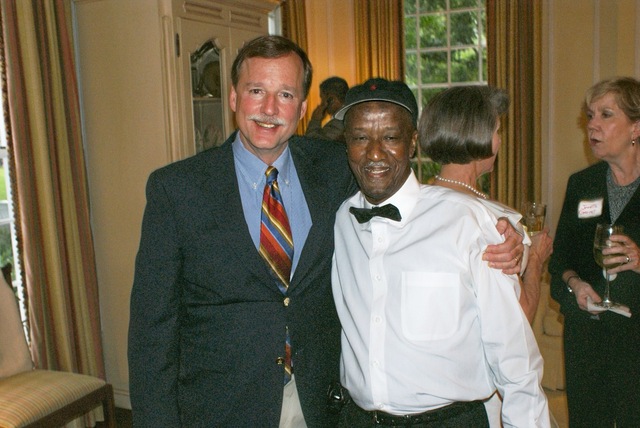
left=480, top=9, right=487, bottom=45
left=405, top=0, right=417, bottom=14
left=405, top=53, right=419, bottom=86
left=405, top=16, right=417, bottom=49
left=421, top=51, right=447, bottom=84
left=0, top=163, right=10, bottom=271
left=404, top=0, right=486, bottom=184
left=451, top=11, right=479, bottom=46
left=420, top=14, right=446, bottom=48
left=451, top=0, right=480, bottom=9
left=421, top=87, right=446, bottom=108
left=482, top=48, right=488, bottom=82
left=0, top=165, right=6, bottom=200
left=451, top=48, right=479, bottom=82
left=419, top=0, right=446, bottom=13
left=0, top=222, right=13, bottom=270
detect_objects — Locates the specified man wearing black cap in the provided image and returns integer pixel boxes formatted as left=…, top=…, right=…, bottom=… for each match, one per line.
left=330, top=78, right=550, bottom=427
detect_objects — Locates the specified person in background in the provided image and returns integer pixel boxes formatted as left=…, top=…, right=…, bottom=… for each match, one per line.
left=420, top=85, right=554, bottom=426
left=548, top=76, right=640, bottom=427
left=332, top=78, right=549, bottom=427
left=305, top=76, right=349, bottom=143
left=420, top=85, right=553, bottom=323
left=128, top=34, right=525, bottom=426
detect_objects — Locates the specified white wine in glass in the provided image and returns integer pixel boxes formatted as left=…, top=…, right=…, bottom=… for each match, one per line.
left=592, top=223, right=625, bottom=309
left=522, top=202, right=546, bottom=236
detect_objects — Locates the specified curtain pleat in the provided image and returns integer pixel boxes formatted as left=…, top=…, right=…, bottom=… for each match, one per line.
left=1, top=0, right=105, bottom=393
left=281, top=0, right=310, bottom=133
left=487, top=0, right=541, bottom=209
left=354, top=0, right=404, bottom=83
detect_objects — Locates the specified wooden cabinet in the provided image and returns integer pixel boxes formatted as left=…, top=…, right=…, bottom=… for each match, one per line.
left=160, top=0, right=280, bottom=161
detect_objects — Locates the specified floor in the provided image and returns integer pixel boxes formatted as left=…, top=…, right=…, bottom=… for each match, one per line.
left=115, top=408, right=133, bottom=428
left=95, top=408, right=132, bottom=428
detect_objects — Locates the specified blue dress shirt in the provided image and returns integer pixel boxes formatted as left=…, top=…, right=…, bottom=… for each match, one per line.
left=232, top=136, right=312, bottom=274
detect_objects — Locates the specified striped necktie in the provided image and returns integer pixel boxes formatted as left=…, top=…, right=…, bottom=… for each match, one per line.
left=259, top=166, right=294, bottom=383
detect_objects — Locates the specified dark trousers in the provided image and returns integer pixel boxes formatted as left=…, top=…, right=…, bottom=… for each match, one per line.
left=564, top=313, right=640, bottom=427
left=338, top=399, right=489, bottom=428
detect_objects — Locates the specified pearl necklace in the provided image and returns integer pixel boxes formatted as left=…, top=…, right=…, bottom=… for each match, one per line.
left=434, top=175, right=487, bottom=199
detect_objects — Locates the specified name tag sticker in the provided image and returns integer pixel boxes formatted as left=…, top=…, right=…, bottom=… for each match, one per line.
left=578, top=198, right=603, bottom=218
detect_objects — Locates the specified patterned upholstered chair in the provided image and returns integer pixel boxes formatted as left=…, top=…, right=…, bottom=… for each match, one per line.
left=0, top=273, right=115, bottom=428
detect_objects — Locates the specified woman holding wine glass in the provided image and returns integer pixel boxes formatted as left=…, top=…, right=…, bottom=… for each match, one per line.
left=548, top=76, right=640, bottom=427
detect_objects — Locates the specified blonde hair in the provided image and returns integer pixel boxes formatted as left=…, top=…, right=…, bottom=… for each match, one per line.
left=583, top=77, right=640, bottom=122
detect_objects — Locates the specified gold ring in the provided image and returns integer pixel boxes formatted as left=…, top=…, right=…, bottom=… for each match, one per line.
left=514, top=256, right=520, bottom=264
left=626, top=255, right=631, bottom=264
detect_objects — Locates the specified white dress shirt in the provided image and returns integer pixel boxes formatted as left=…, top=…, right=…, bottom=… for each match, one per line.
left=331, top=172, right=549, bottom=427
left=478, top=198, right=532, bottom=275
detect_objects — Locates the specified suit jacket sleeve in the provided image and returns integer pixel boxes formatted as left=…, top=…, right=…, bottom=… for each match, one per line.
left=128, top=168, right=183, bottom=427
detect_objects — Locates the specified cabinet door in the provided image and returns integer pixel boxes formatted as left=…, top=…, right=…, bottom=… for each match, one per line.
left=178, top=19, right=231, bottom=158
left=168, top=1, right=276, bottom=161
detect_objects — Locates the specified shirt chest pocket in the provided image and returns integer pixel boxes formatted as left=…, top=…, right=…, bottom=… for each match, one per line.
left=401, top=272, right=460, bottom=342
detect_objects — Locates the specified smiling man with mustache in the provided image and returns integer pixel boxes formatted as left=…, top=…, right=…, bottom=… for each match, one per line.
left=128, top=35, right=358, bottom=428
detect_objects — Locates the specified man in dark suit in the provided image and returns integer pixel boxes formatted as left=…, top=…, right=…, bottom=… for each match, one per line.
left=128, top=35, right=524, bottom=427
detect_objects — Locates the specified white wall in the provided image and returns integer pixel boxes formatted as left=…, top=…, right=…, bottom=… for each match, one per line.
left=542, top=0, right=640, bottom=235
left=304, top=0, right=357, bottom=119
left=74, top=0, right=169, bottom=408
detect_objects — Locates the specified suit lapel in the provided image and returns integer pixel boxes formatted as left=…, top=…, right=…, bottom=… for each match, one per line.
left=200, top=138, right=275, bottom=289
left=288, top=141, right=335, bottom=291
left=201, top=136, right=339, bottom=294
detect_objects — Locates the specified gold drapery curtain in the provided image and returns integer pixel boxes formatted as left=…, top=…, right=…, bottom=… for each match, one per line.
left=487, top=0, right=542, bottom=208
left=354, top=0, right=404, bottom=83
left=0, top=0, right=105, bottom=385
left=281, top=0, right=310, bottom=133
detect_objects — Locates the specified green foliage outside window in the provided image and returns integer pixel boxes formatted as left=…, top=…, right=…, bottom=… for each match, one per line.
left=0, top=226, right=13, bottom=270
left=0, top=166, right=13, bottom=273
left=0, top=166, right=6, bottom=200
left=405, top=0, right=487, bottom=186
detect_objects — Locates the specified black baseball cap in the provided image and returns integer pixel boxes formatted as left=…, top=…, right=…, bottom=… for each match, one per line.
left=333, top=78, right=419, bottom=125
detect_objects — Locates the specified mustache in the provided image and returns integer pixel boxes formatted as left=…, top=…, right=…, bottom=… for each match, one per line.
left=248, top=114, right=286, bottom=126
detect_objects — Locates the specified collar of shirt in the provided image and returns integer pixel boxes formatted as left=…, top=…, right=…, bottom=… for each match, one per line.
left=355, top=171, right=421, bottom=229
left=232, top=135, right=311, bottom=272
left=232, top=135, right=293, bottom=193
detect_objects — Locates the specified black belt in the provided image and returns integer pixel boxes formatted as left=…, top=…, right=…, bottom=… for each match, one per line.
left=356, top=400, right=484, bottom=425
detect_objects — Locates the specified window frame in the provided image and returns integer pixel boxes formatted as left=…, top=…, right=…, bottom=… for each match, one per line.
left=404, top=0, right=487, bottom=183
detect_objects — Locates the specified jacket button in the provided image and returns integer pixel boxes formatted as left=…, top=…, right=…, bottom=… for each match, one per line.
left=283, top=297, right=290, bottom=307
left=276, top=357, right=285, bottom=365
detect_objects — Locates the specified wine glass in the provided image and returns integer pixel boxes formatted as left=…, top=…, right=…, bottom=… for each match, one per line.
left=592, top=223, right=625, bottom=309
left=522, top=201, right=546, bottom=236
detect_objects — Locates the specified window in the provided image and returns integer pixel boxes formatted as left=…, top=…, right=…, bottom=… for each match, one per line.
left=404, top=0, right=487, bottom=183
left=0, top=90, right=25, bottom=334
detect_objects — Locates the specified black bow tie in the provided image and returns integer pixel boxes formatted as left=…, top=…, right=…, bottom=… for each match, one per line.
left=349, top=204, right=402, bottom=224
